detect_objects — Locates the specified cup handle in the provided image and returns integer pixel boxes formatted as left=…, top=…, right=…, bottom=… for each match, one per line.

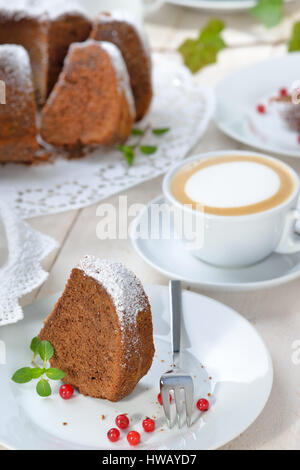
left=144, top=0, right=164, bottom=15
left=275, top=209, right=300, bottom=254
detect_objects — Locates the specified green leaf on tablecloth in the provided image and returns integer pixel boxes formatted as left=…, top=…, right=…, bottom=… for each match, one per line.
left=178, top=19, right=226, bottom=74
left=250, top=0, right=283, bottom=28
left=288, top=22, right=300, bottom=52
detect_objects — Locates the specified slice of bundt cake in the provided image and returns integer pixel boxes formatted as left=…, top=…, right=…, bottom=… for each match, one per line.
left=41, top=39, right=136, bottom=148
left=0, top=1, right=91, bottom=104
left=38, top=256, right=155, bottom=402
left=0, top=44, right=39, bottom=163
left=91, top=11, right=152, bottom=121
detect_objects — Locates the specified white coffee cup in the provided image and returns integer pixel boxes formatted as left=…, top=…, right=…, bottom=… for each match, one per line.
left=163, top=150, right=300, bottom=268
left=81, top=0, right=164, bottom=21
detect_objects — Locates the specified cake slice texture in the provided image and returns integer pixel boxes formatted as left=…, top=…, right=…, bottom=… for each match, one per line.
left=0, top=44, right=39, bottom=163
left=90, top=10, right=152, bottom=121
left=38, top=256, right=155, bottom=402
left=41, top=39, right=135, bottom=148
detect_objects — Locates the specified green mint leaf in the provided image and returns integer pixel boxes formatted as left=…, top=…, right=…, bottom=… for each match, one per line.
left=30, top=337, right=41, bottom=355
left=38, top=340, right=54, bottom=362
left=250, top=0, right=283, bottom=28
left=46, top=368, right=65, bottom=380
left=140, top=146, right=157, bottom=155
left=178, top=19, right=226, bottom=74
left=131, top=129, right=144, bottom=136
left=36, top=378, right=52, bottom=397
left=288, top=22, right=300, bottom=52
left=30, top=368, right=44, bottom=379
left=152, top=128, right=170, bottom=136
left=116, top=145, right=135, bottom=166
left=12, top=367, right=33, bottom=384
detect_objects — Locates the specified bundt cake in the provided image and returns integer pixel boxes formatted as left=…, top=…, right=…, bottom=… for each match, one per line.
left=41, top=39, right=136, bottom=148
left=0, top=0, right=92, bottom=104
left=0, top=44, right=39, bottom=163
left=91, top=11, right=152, bottom=121
left=38, top=256, right=155, bottom=402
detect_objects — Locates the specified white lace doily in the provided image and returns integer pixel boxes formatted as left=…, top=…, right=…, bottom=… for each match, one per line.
left=0, top=54, right=215, bottom=219
left=0, top=201, right=58, bottom=326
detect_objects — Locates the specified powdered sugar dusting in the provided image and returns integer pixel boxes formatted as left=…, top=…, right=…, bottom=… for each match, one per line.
left=69, top=39, right=135, bottom=118
left=100, top=41, right=135, bottom=118
left=0, top=44, right=32, bottom=95
left=78, top=256, right=148, bottom=329
left=0, top=0, right=90, bottom=21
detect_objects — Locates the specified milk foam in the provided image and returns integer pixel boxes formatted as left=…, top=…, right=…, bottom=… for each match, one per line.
left=184, top=161, right=281, bottom=208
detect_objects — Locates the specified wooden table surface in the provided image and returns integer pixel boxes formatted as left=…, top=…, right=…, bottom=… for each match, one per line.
left=2, top=1, right=300, bottom=451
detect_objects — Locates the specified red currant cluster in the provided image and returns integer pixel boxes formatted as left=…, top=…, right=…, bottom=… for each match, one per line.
left=107, top=414, right=155, bottom=446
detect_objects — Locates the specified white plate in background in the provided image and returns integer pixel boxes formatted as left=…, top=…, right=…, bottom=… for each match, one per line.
left=167, top=0, right=293, bottom=12
left=215, top=53, right=300, bottom=158
left=0, top=285, right=272, bottom=450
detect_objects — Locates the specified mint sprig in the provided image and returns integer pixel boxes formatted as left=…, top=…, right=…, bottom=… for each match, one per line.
left=117, top=126, right=169, bottom=165
left=250, top=0, right=283, bottom=28
left=12, top=337, right=65, bottom=397
left=178, top=19, right=226, bottom=74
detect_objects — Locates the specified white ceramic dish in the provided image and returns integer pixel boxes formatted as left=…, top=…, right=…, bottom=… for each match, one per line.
left=0, top=285, right=273, bottom=450
left=215, top=53, right=300, bottom=158
left=167, top=0, right=292, bottom=12
left=131, top=196, right=300, bottom=291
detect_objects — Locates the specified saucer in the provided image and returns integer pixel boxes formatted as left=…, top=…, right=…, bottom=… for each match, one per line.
left=0, top=285, right=273, bottom=450
left=215, top=53, right=300, bottom=158
left=131, top=196, right=300, bottom=291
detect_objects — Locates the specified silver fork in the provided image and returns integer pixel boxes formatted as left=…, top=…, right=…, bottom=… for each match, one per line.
left=160, top=280, right=194, bottom=428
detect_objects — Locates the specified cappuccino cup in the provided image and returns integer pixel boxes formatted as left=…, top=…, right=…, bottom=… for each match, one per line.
left=163, top=150, right=300, bottom=268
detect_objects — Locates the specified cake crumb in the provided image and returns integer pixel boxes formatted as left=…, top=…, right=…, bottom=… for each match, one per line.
left=101, top=415, right=106, bottom=420
left=208, top=393, right=211, bottom=397
left=62, top=422, right=68, bottom=426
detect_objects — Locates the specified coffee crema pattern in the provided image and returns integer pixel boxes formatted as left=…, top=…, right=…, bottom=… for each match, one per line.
left=171, top=155, right=296, bottom=216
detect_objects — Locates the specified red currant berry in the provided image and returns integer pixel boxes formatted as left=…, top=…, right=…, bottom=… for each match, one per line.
left=127, top=431, right=140, bottom=446
left=59, top=384, right=74, bottom=400
left=256, top=104, right=266, bottom=114
left=115, top=414, right=129, bottom=430
left=157, top=392, right=172, bottom=406
left=197, top=398, right=210, bottom=412
left=143, top=417, right=155, bottom=433
left=279, top=87, right=288, bottom=97
left=107, top=428, right=120, bottom=443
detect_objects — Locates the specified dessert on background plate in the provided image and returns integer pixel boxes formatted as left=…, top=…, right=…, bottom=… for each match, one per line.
left=38, top=256, right=155, bottom=402
left=247, top=86, right=300, bottom=152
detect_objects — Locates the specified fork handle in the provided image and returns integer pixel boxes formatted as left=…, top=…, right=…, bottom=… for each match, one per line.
left=169, top=280, right=182, bottom=368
